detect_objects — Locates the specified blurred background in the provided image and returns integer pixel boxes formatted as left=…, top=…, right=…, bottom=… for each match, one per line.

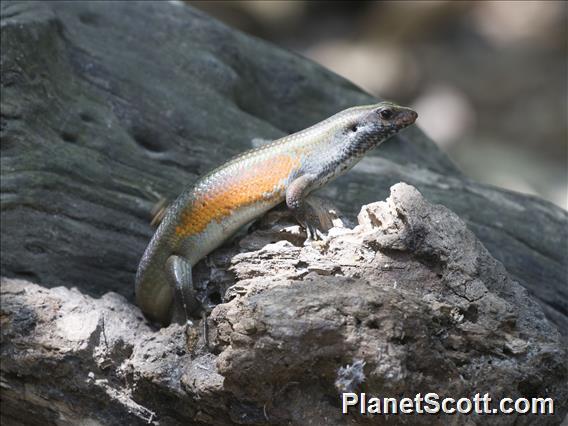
left=190, top=0, right=567, bottom=209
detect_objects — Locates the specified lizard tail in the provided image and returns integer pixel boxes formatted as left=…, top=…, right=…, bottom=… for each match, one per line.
left=135, top=237, right=173, bottom=325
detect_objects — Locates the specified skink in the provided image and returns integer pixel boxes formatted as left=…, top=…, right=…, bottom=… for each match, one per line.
left=136, top=102, right=418, bottom=325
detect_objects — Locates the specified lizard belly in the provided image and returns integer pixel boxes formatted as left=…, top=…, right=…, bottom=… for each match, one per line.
left=173, top=150, right=300, bottom=262
left=177, top=197, right=282, bottom=265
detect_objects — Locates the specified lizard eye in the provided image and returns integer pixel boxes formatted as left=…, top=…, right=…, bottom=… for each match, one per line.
left=379, top=108, right=394, bottom=120
left=350, top=124, right=358, bottom=133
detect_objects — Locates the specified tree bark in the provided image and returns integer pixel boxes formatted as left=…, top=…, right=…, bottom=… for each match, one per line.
left=1, top=1, right=567, bottom=425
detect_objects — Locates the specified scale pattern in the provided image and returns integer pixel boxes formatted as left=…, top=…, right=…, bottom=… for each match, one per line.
left=175, top=153, right=301, bottom=238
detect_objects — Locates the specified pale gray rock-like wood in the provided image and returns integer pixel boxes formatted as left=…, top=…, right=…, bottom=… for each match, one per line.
left=0, top=1, right=566, bottom=333
left=2, top=184, right=566, bottom=425
left=1, top=4, right=567, bottom=423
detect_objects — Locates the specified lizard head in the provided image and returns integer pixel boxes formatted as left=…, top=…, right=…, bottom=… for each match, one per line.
left=303, top=102, right=418, bottom=185
left=340, top=102, right=418, bottom=151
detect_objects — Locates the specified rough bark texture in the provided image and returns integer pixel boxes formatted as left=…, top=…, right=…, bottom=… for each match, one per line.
left=1, top=1, right=566, bottom=332
left=1, top=1, right=567, bottom=425
left=2, top=184, right=567, bottom=425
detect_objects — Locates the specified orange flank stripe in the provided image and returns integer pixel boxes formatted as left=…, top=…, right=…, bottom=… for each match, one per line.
left=175, top=154, right=300, bottom=238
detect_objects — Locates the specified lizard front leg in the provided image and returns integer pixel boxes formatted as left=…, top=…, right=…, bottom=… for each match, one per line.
left=286, top=174, right=330, bottom=241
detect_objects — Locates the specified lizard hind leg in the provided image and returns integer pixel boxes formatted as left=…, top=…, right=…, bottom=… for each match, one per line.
left=165, top=255, right=202, bottom=325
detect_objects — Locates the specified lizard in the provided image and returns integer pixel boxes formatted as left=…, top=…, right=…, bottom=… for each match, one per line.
left=135, top=101, right=418, bottom=325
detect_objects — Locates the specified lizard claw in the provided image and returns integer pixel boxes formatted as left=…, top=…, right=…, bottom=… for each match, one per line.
left=314, top=227, right=326, bottom=240
left=304, top=222, right=326, bottom=242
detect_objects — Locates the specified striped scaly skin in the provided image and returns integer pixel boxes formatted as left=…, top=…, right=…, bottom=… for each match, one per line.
left=135, top=102, right=418, bottom=325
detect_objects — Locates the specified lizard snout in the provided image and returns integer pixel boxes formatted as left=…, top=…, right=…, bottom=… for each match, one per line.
left=401, top=109, right=418, bottom=125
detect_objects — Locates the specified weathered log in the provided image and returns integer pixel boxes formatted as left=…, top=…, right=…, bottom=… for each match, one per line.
left=1, top=1, right=565, bottom=332
left=1, top=1, right=567, bottom=425
left=2, top=184, right=567, bottom=425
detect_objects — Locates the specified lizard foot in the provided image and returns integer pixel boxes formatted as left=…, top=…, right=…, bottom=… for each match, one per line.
left=297, top=195, right=338, bottom=242
left=286, top=176, right=335, bottom=242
